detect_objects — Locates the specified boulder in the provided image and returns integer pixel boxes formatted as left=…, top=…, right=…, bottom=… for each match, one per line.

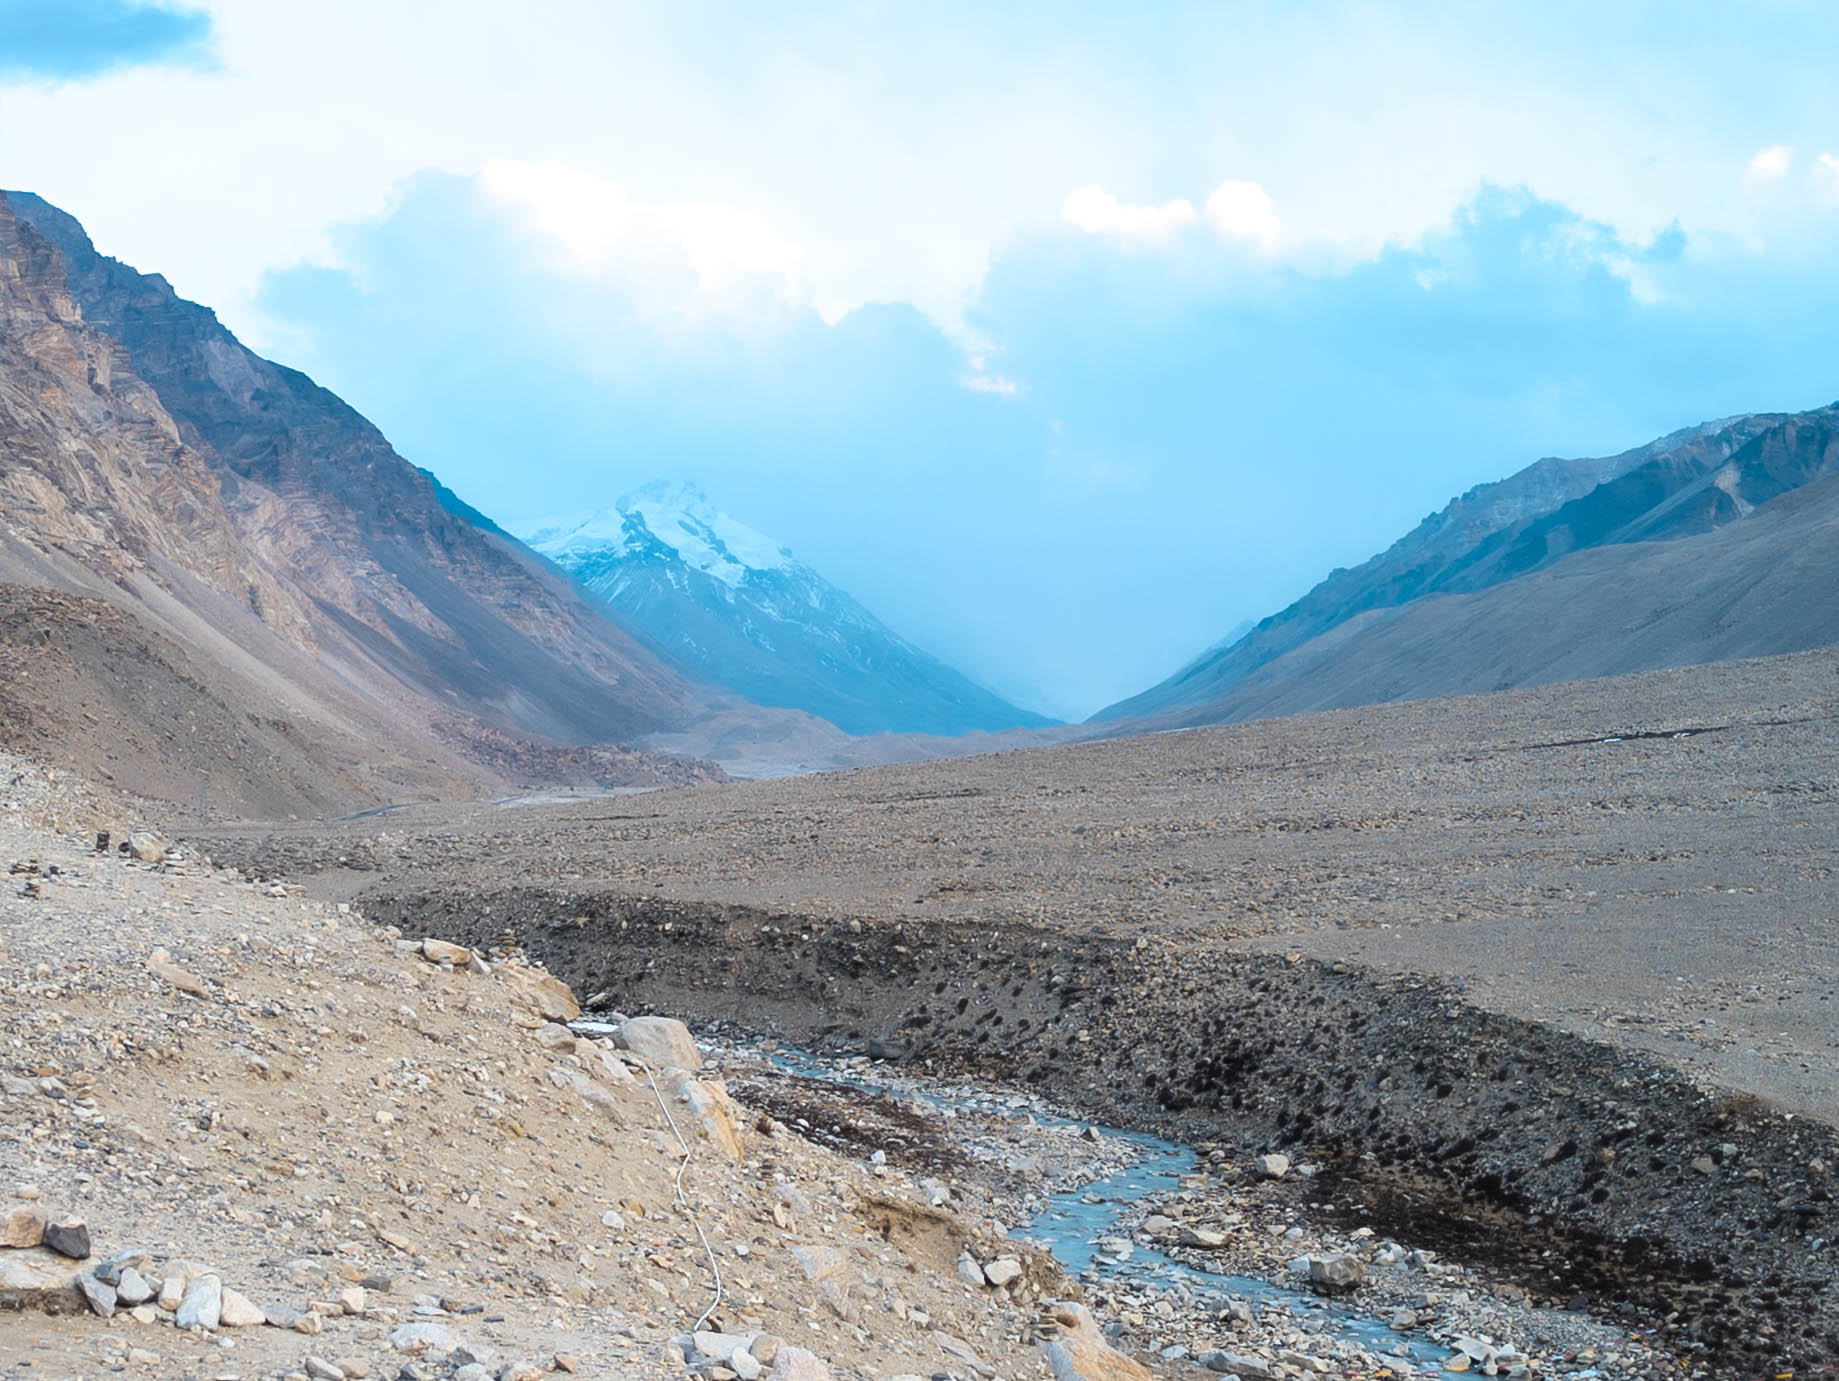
left=125, top=831, right=164, bottom=864
left=0, top=1247, right=84, bottom=1313
left=175, top=1273, right=222, bottom=1331
left=420, top=938, right=473, bottom=966
left=43, top=1218, right=90, bottom=1259
left=767, top=1346, right=831, bottom=1381
left=2, top=1203, right=46, bottom=1248
left=218, top=1286, right=267, bottom=1326
left=618, top=1015, right=702, bottom=1071
left=983, top=1257, right=1023, bottom=1287
left=659, top=1069, right=743, bottom=1160
left=1037, top=1300, right=1152, bottom=1381
left=1305, top=1253, right=1365, bottom=1296
left=505, top=968, right=579, bottom=1023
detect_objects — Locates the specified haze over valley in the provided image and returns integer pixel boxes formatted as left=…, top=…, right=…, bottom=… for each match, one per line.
left=4, top=7, right=1839, bottom=1381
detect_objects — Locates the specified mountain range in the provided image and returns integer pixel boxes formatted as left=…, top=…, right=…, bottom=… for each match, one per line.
left=0, top=189, right=745, bottom=814
left=522, top=484, right=1052, bottom=738
left=1100, top=405, right=1839, bottom=726
left=5, top=184, right=1839, bottom=810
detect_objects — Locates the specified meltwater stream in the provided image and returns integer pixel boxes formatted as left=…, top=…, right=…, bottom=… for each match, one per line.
left=720, top=1038, right=1444, bottom=1371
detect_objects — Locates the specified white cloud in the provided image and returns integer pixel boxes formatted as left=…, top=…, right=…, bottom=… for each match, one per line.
left=1061, top=185, right=1198, bottom=244
left=1816, top=153, right=1839, bottom=200
left=1203, top=179, right=1282, bottom=250
left=1747, top=144, right=1793, bottom=180
left=480, top=158, right=808, bottom=313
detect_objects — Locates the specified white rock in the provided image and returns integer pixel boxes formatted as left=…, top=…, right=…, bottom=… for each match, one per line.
left=1254, top=1153, right=1291, bottom=1179
left=175, top=1274, right=222, bottom=1331
left=218, top=1287, right=267, bottom=1327
left=617, top=1015, right=703, bottom=1071
left=982, top=1257, right=1023, bottom=1288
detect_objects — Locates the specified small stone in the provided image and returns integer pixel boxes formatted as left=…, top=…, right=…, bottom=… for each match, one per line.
left=115, top=1267, right=154, bottom=1305
left=554, top=1357, right=581, bottom=1376
left=2, top=1203, right=46, bottom=1248
left=176, top=1273, right=222, bottom=1331
left=533, top=1023, right=576, bottom=1052
left=158, top=1273, right=185, bottom=1310
left=338, top=1284, right=367, bottom=1314
left=599, top=1209, right=625, bottom=1230
left=1177, top=1225, right=1226, bottom=1248
left=1254, top=1153, right=1291, bottom=1179
left=1199, top=1352, right=1274, bottom=1379
left=304, top=1359, right=345, bottom=1381
left=336, top=1361, right=372, bottom=1380
left=982, top=1257, right=1023, bottom=1287
left=731, top=1350, right=762, bottom=1380
left=218, top=1286, right=267, bottom=1326
left=76, top=1272, right=116, bottom=1317
left=128, top=1348, right=161, bottom=1366
left=956, top=1252, right=985, bottom=1287
left=129, top=1304, right=157, bottom=1323
left=44, top=1219, right=91, bottom=1260
left=1691, top=1155, right=1717, bottom=1175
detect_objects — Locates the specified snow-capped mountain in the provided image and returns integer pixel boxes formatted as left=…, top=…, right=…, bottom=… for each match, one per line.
left=520, top=483, right=1054, bottom=737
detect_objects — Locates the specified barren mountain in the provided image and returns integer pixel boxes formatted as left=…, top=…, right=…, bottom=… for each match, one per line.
left=1100, top=407, right=1838, bottom=724
left=0, top=191, right=727, bottom=814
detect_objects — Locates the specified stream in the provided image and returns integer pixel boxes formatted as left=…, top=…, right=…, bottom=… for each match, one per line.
left=649, top=1031, right=1449, bottom=1371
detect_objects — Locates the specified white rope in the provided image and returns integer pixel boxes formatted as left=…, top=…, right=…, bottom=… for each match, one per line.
left=634, top=1054, right=725, bottom=1333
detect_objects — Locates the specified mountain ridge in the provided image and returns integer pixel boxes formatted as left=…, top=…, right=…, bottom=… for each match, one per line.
left=1099, top=404, right=1839, bottom=727
left=0, top=189, right=729, bottom=811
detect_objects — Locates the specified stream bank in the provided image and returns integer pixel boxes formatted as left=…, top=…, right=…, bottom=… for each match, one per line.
left=360, top=884, right=1839, bottom=1378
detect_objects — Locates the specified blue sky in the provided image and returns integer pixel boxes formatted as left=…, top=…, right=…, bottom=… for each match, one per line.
left=4, top=3, right=1839, bottom=717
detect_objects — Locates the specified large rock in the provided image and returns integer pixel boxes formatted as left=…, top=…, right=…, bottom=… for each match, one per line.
left=1037, top=1301, right=1152, bottom=1381
left=125, top=831, right=164, bottom=864
left=766, top=1346, right=830, bottom=1381
left=505, top=968, right=580, bottom=1023
left=2, top=1203, right=46, bottom=1248
left=659, top=1070, right=743, bottom=1160
left=618, top=1016, right=702, bottom=1071
left=0, top=1248, right=83, bottom=1312
left=175, top=1273, right=222, bottom=1331
left=44, top=1218, right=90, bottom=1259
left=419, top=938, right=473, bottom=967
left=1305, top=1253, right=1365, bottom=1296
left=219, top=1286, right=267, bottom=1326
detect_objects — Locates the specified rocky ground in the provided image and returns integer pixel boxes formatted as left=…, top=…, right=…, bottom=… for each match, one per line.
left=186, top=648, right=1839, bottom=1377
left=0, top=761, right=1076, bottom=1381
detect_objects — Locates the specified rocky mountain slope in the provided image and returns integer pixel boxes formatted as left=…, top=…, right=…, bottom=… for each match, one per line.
left=1098, top=407, right=1838, bottom=724
left=0, top=191, right=727, bottom=813
left=523, top=483, right=1053, bottom=738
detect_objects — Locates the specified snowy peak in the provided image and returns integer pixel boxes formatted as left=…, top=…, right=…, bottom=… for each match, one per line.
left=517, top=481, right=1054, bottom=738
left=523, top=482, right=793, bottom=589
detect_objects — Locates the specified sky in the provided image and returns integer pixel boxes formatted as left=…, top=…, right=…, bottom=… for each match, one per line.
left=4, top=3, right=1839, bottom=718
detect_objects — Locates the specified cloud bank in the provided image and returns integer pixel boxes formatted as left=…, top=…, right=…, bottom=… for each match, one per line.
left=252, top=170, right=1839, bottom=718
